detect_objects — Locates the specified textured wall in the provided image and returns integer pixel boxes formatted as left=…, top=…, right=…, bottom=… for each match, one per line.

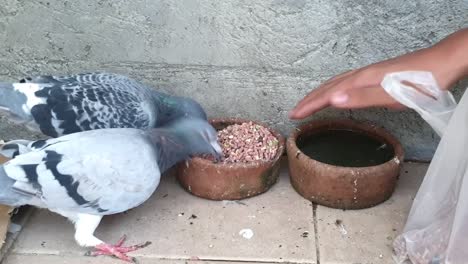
left=0, top=0, right=467, bottom=160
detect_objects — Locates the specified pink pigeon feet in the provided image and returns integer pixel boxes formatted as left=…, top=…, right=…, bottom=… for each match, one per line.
left=85, top=235, right=151, bottom=263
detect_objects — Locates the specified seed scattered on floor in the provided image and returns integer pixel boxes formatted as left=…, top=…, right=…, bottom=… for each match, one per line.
left=239, top=228, right=254, bottom=239
left=301, top=231, right=309, bottom=238
left=162, top=194, right=168, bottom=198
left=209, top=244, right=214, bottom=248
left=189, top=214, right=197, bottom=219
left=222, top=200, right=247, bottom=206
left=335, top=219, right=348, bottom=235
left=190, top=222, right=193, bottom=225
left=41, top=241, right=46, bottom=247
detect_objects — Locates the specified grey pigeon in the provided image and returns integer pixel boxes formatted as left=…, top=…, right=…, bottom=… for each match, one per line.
left=0, top=118, right=222, bottom=262
left=0, top=72, right=207, bottom=138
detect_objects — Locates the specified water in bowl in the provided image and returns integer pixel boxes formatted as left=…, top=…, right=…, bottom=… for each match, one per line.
left=298, top=129, right=394, bottom=167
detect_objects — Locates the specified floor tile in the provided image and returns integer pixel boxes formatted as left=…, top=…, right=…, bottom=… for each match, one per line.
left=11, top=161, right=316, bottom=263
left=317, top=162, right=427, bottom=264
left=3, top=254, right=185, bottom=264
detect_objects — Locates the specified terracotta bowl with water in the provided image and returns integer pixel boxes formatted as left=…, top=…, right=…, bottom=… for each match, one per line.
left=287, top=119, right=404, bottom=209
left=176, top=118, right=285, bottom=201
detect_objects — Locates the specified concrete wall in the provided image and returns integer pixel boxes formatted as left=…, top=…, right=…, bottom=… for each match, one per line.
left=0, top=0, right=467, bottom=160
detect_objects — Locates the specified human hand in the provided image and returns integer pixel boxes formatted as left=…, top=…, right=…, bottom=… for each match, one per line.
left=289, top=28, right=468, bottom=119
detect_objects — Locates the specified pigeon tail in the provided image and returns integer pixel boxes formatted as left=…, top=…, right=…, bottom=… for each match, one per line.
left=0, top=82, right=16, bottom=110
left=0, top=82, right=30, bottom=120
left=0, top=166, right=31, bottom=207
left=0, top=140, right=34, bottom=158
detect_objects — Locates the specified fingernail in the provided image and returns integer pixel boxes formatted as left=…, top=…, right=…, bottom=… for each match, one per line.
left=331, top=93, right=348, bottom=105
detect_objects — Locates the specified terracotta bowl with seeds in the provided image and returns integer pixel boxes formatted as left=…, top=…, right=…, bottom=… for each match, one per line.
left=287, top=119, right=404, bottom=210
left=176, top=118, right=285, bottom=200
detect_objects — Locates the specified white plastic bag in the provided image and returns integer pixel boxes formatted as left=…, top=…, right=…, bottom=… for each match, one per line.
left=381, top=71, right=468, bottom=264
left=381, top=71, right=457, bottom=137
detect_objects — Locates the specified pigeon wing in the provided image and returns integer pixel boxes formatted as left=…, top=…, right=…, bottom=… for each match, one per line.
left=3, top=129, right=161, bottom=215
left=18, top=72, right=156, bottom=137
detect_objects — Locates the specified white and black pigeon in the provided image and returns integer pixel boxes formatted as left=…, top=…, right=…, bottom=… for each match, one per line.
left=0, top=118, right=222, bottom=263
left=0, top=72, right=207, bottom=138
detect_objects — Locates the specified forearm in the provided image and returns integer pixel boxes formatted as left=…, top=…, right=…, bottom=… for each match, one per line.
left=432, top=28, right=468, bottom=84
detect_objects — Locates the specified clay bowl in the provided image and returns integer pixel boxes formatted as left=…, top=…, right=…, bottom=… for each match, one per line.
left=176, top=118, right=285, bottom=200
left=287, top=119, right=404, bottom=210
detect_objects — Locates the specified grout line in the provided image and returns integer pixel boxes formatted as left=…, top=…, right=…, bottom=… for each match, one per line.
left=312, top=203, right=320, bottom=264
left=6, top=252, right=310, bottom=264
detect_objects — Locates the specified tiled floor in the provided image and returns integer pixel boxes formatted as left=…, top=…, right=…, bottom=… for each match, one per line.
left=0, top=160, right=427, bottom=264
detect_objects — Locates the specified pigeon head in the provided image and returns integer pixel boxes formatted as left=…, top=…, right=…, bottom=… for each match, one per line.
left=169, top=118, right=222, bottom=158
left=153, top=92, right=207, bottom=126
left=179, top=97, right=207, bottom=120
left=149, top=118, right=223, bottom=172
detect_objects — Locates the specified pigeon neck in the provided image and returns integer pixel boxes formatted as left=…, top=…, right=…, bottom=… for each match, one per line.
left=150, top=91, right=183, bottom=126
left=147, top=129, right=189, bottom=173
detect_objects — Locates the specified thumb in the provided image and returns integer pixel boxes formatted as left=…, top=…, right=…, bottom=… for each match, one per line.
left=330, top=86, right=403, bottom=109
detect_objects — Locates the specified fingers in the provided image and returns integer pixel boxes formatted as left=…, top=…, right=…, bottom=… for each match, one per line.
left=289, top=67, right=408, bottom=119
left=289, top=84, right=404, bottom=119
left=289, top=86, right=330, bottom=119
left=289, top=73, right=358, bottom=119
left=288, top=95, right=330, bottom=119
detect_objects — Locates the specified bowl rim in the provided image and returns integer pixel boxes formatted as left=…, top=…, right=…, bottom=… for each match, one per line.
left=188, top=117, right=285, bottom=169
left=287, top=119, right=404, bottom=170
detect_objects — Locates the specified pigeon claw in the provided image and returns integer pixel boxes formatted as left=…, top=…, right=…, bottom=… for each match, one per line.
left=85, top=235, right=152, bottom=263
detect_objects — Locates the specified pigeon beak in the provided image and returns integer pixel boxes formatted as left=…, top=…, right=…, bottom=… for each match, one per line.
left=211, top=141, right=223, bottom=160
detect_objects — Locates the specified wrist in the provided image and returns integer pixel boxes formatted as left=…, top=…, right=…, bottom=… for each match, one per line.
left=433, top=28, right=468, bottom=88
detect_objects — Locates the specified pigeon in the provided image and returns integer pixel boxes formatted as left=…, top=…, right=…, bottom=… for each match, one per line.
left=0, top=118, right=222, bottom=262
left=0, top=72, right=207, bottom=138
